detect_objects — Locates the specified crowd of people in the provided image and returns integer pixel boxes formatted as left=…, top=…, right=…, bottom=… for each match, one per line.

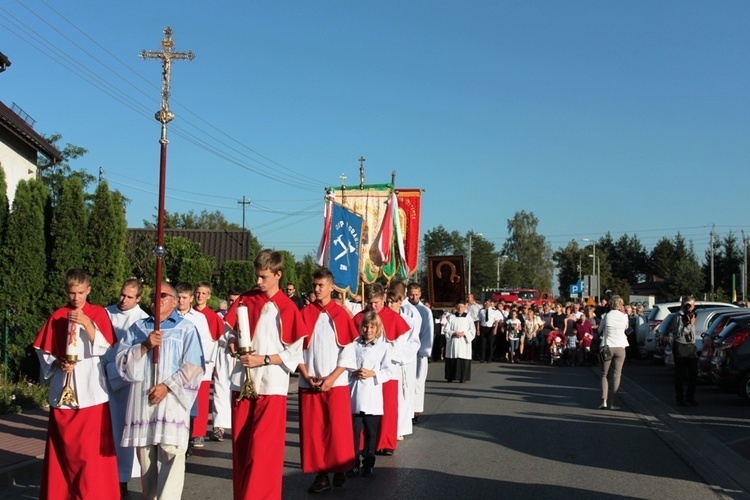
left=32, top=250, right=435, bottom=499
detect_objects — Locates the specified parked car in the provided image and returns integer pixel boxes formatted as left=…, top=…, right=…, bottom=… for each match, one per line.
left=710, top=315, right=750, bottom=400
left=638, top=301, right=737, bottom=359
left=662, top=307, right=742, bottom=366
left=698, top=311, right=750, bottom=379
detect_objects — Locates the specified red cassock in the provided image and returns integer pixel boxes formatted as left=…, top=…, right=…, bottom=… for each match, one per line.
left=33, top=303, right=119, bottom=500
left=225, top=289, right=308, bottom=500
left=192, top=306, right=224, bottom=438
left=299, top=301, right=359, bottom=473
left=353, top=307, right=409, bottom=451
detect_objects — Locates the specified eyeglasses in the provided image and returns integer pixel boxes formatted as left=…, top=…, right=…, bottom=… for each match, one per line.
left=149, top=292, right=175, bottom=300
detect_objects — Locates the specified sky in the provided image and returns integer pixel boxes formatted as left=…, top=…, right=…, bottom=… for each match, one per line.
left=1, top=1, right=749, bottom=269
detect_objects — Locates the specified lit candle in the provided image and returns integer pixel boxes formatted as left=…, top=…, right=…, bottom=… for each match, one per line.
left=66, top=320, right=78, bottom=357
left=236, top=305, right=251, bottom=349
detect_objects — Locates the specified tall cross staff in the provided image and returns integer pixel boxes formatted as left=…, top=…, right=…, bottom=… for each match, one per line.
left=140, top=27, right=194, bottom=385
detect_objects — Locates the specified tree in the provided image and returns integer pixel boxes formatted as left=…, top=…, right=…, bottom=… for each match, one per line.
left=294, top=254, right=318, bottom=297
left=703, top=232, right=743, bottom=300
left=422, top=225, right=465, bottom=259
left=653, top=233, right=703, bottom=300
left=144, top=209, right=243, bottom=230
left=278, top=250, right=299, bottom=290
left=0, top=179, right=49, bottom=378
left=38, top=134, right=94, bottom=204
left=0, top=163, right=8, bottom=248
left=552, top=240, right=584, bottom=299
left=218, top=261, right=255, bottom=296
left=464, top=232, right=497, bottom=296
left=46, top=176, right=88, bottom=306
left=87, top=181, right=128, bottom=306
left=500, top=211, right=553, bottom=291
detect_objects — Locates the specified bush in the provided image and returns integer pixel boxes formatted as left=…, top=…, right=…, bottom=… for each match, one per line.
left=0, top=375, right=49, bottom=414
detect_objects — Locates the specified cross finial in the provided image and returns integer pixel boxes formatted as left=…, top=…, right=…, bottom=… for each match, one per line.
left=140, top=27, right=195, bottom=128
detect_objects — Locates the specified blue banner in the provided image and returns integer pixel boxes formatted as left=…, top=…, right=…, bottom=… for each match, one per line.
left=329, top=203, right=363, bottom=293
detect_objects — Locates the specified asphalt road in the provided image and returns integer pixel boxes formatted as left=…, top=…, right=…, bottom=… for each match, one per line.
left=4, top=359, right=750, bottom=499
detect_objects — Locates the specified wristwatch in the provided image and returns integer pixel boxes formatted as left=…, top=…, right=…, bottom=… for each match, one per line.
left=264, top=355, right=272, bottom=366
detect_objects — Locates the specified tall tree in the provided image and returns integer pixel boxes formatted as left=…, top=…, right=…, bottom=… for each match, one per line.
left=422, top=225, right=465, bottom=259
left=500, top=211, right=553, bottom=291
left=552, top=240, right=584, bottom=298
left=46, top=176, right=87, bottom=306
left=656, top=233, right=704, bottom=300
left=295, top=254, right=318, bottom=297
left=144, top=209, right=243, bottom=230
left=703, top=232, right=743, bottom=301
left=0, top=180, right=49, bottom=378
left=87, top=181, right=128, bottom=306
left=38, top=134, right=94, bottom=204
left=0, top=163, right=9, bottom=248
left=278, top=250, right=299, bottom=290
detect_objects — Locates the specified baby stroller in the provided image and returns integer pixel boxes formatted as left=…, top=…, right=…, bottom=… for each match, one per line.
left=547, top=330, right=565, bottom=366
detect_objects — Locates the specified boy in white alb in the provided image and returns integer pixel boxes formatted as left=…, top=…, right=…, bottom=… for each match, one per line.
left=224, top=250, right=309, bottom=499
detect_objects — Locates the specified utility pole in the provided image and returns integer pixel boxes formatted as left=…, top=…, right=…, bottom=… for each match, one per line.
left=237, top=196, right=251, bottom=232
left=710, top=225, right=715, bottom=300
left=743, top=230, right=748, bottom=303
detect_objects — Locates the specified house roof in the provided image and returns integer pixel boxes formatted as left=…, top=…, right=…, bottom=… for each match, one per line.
left=0, top=99, right=62, bottom=166
left=127, top=228, right=253, bottom=274
left=0, top=52, right=10, bottom=72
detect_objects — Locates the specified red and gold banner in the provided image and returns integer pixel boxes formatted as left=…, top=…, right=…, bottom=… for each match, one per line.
left=396, top=189, right=421, bottom=277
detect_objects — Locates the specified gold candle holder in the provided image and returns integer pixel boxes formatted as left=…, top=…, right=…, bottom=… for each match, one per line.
left=235, top=347, right=258, bottom=401
left=57, top=354, right=79, bottom=408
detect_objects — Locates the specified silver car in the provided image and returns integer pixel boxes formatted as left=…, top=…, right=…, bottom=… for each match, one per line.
left=660, top=307, right=741, bottom=366
left=638, top=301, right=737, bottom=359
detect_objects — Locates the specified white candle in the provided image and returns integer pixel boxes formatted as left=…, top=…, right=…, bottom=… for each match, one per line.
left=66, top=320, right=78, bottom=356
left=236, top=305, right=251, bottom=349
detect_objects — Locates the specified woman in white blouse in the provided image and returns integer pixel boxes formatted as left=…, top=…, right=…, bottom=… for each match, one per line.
left=596, top=295, right=629, bottom=410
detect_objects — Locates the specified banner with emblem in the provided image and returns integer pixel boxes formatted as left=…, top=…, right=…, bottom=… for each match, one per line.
left=327, top=202, right=363, bottom=294
left=328, top=184, right=392, bottom=283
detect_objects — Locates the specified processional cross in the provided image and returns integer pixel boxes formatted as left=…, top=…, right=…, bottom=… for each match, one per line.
left=140, top=27, right=194, bottom=378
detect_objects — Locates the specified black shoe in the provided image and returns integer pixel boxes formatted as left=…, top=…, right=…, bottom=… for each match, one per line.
left=185, top=444, right=194, bottom=457
left=676, top=400, right=688, bottom=407
left=119, top=482, right=129, bottom=498
left=362, top=466, right=374, bottom=477
left=308, top=474, right=331, bottom=493
left=333, top=473, right=346, bottom=487
left=412, top=416, right=420, bottom=425
left=686, top=399, right=698, bottom=406
left=346, top=467, right=361, bottom=477
left=376, top=448, right=394, bottom=456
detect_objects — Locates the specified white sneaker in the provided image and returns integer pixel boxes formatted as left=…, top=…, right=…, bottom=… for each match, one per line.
left=397, top=435, right=404, bottom=441
left=598, top=403, right=607, bottom=410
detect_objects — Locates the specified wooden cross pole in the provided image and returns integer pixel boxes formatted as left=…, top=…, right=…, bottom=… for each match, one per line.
left=140, top=27, right=194, bottom=383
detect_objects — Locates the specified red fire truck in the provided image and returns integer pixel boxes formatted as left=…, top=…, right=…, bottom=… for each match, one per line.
left=483, top=288, right=556, bottom=307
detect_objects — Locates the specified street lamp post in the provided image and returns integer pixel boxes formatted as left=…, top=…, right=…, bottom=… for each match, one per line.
left=468, top=232, right=482, bottom=296
left=582, top=238, right=597, bottom=300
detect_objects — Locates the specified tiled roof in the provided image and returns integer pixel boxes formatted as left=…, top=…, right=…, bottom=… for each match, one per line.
left=0, top=100, right=62, bottom=166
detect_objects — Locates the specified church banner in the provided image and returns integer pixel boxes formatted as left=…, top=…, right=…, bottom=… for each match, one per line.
left=396, top=189, right=421, bottom=277
left=329, top=184, right=392, bottom=284
left=328, top=203, right=363, bottom=294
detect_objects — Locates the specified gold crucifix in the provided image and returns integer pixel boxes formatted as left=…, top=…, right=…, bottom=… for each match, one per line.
left=140, top=27, right=195, bottom=133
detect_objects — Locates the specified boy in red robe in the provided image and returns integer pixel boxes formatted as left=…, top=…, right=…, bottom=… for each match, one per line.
left=298, top=267, right=359, bottom=493
left=353, top=283, right=409, bottom=455
left=224, top=250, right=309, bottom=499
left=33, top=268, right=119, bottom=499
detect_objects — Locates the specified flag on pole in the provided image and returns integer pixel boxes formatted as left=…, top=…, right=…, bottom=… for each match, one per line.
left=396, top=189, right=422, bottom=276
left=327, top=203, right=363, bottom=294
left=315, top=195, right=333, bottom=266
